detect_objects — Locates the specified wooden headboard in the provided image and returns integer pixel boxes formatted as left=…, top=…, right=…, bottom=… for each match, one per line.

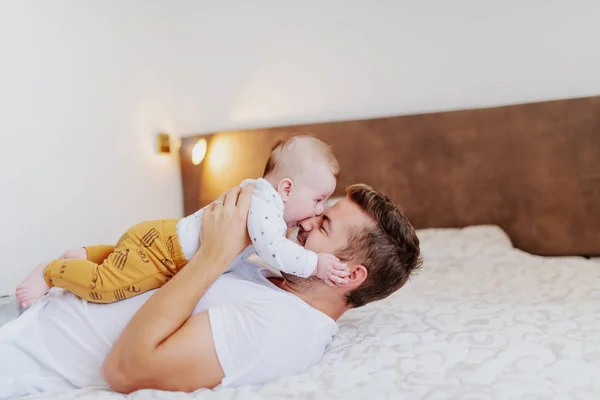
left=179, top=96, right=600, bottom=256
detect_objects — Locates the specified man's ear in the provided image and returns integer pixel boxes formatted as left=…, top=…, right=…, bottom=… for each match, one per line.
left=277, top=178, right=293, bottom=201
left=345, top=264, right=367, bottom=288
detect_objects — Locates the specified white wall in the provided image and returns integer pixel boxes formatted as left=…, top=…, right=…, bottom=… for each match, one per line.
left=1, top=0, right=599, bottom=294
left=0, top=2, right=182, bottom=293
left=168, top=0, right=600, bottom=134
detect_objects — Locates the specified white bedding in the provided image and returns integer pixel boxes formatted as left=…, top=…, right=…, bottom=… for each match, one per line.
left=6, top=225, right=600, bottom=399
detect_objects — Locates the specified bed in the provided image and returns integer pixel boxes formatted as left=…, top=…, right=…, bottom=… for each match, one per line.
left=2, top=96, right=600, bottom=399
left=2, top=226, right=599, bottom=399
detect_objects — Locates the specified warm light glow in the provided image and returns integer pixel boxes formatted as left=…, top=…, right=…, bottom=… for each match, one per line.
left=191, top=139, right=208, bottom=165
left=201, top=135, right=239, bottom=201
left=206, top=136, right=232, bottom=172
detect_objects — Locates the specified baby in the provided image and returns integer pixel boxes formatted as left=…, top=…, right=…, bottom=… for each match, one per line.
left=16, top=135, right=348, bottom=307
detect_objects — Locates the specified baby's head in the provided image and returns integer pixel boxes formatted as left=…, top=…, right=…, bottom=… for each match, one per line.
left=263, top=135, right=339, bottom=227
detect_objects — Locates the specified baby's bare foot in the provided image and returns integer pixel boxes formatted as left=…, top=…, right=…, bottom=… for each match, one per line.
left=16, top=262, right=50, bottom=308
left=60, top=248, right=87, bottom=260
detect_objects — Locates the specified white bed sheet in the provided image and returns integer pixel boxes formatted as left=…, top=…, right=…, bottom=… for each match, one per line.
left=8, top=225, right=600, bottom=399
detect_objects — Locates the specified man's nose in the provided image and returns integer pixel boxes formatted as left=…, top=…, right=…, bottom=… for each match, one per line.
left=298, top=215, right=322, bottom=232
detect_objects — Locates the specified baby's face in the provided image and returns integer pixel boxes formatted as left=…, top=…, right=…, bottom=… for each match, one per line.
left=283, top=171, right=336, bottom=227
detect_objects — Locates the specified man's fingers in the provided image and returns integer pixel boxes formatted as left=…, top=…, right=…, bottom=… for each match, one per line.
left=205, top=202, right=216, bottom=213
left=201, top=206, right=213, bottom=227
left=223, top=187, right=242, bottom=208
left=237, top=184, right=254, bottom=212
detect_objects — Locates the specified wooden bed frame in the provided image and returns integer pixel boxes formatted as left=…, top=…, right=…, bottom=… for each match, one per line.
left=179, top=96, right=600, bottom=256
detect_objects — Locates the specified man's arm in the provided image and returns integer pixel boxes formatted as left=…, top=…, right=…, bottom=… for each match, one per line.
left=102, top=185, right=253, bottom=393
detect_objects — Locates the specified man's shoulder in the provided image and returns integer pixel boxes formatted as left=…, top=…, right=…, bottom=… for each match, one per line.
left=208, top=292, right=333, bottom=385
left=234, top=292, right=337, bottom=344
left=235, top=288, right=311, bottom=322
left=206, top=268, right=338, bottom=387
left=216, top=269, right=333, bottom=329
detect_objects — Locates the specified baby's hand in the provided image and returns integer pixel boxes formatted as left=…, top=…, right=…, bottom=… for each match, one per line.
left=315, top=253, right=350, bottom=287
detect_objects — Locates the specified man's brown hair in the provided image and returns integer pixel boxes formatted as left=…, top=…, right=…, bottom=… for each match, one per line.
left=263, top=135, right=340, bottom=181
left=338, top=184, right=422, bottom=308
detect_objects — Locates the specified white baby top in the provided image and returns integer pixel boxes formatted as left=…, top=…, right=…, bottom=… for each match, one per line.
left=177, top=178, right=318, bottom=278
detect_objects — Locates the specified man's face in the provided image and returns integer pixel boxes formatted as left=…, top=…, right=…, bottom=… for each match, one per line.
left=282, top=197, right=374, bottom=291
left=296, top=198, right=373, bottom=259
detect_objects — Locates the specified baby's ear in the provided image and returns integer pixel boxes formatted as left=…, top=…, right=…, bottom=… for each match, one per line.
left=277, top=178, right=293, bottom=201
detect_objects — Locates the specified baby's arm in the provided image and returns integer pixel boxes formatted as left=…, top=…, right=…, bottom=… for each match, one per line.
left=314, top=253, right=350, bottom=287
left=247, top=189, right=348, bottom=284
left=247, top=196, right=316, bottom=277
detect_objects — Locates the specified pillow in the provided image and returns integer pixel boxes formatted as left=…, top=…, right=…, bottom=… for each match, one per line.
left=417, top=225, right=514, bottom=262
left=325, top=197, right=344, bottom=208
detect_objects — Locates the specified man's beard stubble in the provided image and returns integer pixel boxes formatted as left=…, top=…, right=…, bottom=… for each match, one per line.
left=280, top=271, right=322, bottom=288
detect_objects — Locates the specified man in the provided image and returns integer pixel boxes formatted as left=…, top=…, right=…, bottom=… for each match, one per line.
left=0, top=184, right=421, bottom=398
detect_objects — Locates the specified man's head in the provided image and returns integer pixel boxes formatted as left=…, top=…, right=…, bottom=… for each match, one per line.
left=286, top=184, right=422, bottom=309
left=263, top=135, right=339, bottom=226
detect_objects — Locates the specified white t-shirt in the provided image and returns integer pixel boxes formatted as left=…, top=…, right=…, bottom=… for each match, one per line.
left=0, top=262, right=338, bottom=395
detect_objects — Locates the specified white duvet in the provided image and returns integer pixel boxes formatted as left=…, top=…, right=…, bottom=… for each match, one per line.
left=7, top=225, right=600, bottom=399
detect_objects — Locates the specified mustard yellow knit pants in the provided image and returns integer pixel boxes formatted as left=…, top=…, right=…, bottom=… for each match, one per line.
left=43, top=219, right=187, bottom=303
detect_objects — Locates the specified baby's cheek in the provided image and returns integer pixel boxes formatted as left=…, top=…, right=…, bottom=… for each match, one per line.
left=301, top=206, right=316, bottom=220
left=313, top=205, right=321, bottom=217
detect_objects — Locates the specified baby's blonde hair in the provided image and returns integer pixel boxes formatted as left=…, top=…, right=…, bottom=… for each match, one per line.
left=263, top=135, right=340, bottom=182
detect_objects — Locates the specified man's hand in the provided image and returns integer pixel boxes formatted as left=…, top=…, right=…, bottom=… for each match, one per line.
left=199, top=185, right=253, bottom=265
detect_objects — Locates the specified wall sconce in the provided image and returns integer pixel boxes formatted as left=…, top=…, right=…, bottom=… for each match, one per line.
left=156, top=133, right=181, bottom=155
left=156, top=133, right=172, bottom=153
left=156, top=133, right=208, bottom=166
left=192, top=138, right=208, bottom=165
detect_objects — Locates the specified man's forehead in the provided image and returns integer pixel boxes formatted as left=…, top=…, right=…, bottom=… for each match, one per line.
left=327, top=198, right=374, bottom=232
